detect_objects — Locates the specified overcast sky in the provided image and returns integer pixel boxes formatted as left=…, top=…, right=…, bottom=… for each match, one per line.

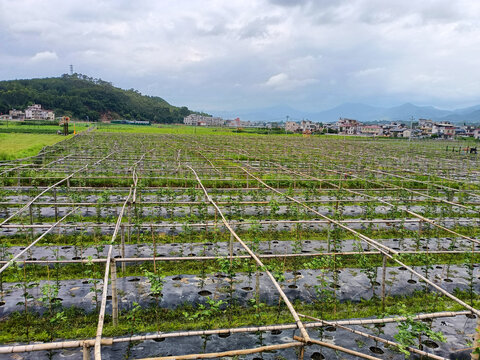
left=1, top=0, right=480, bottom=112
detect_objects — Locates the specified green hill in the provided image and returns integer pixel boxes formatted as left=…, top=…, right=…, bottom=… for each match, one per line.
left=0, top=74, right=193, bottom=123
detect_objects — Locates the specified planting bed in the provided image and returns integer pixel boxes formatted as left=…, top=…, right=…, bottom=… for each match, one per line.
left=0, top=131, right=480, bottom=359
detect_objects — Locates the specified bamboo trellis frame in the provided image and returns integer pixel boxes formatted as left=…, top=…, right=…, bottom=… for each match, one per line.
left=1, top=132, right=480, bottom=359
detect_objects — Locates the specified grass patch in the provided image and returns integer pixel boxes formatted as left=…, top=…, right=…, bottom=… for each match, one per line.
left=0, top=133, right=72, bottom=160
left=0, top=290, right=474, bottom=343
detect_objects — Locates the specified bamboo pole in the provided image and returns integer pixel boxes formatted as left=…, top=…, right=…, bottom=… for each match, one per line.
left=28, top=204, right=33, bottom=240
left=137, top=341, right=304, bottom=360
left=298, top=314, right=448, bottom=360
left=229, top=232, right=233, bottom=266
left=0, top=311, right=469, bottom=354
left=83, top=343, right=90, bottom=360
left=94, top=185, right=134, bottom=360
left=187, top=165, right=311, bottom=343
left=381, top=254, right=387, bottom=312
left=0, top=207, right=78, bottom=274
left=370, top=168, right=480, bottom=201
left=0, top=152, right=115, bottom=226
left=111, top=259, right=118, bottom=327
left=298, top=344, right=304, bottom=360
left=94, top=245, right=112, bottom=360
left=0, top=339, right=113, bottom=354
left=0, top=248, right=477, bottom=266
left=120, top=225, right=125, bottom=273
left=53, top=187, right=58, bottom=222
left=3, top=217, right=471, bottom=229
left=241, top=167, right=480, bottom=316
left=293, top=336, right=382, bottom=360
left=310, top=164, right=480, bottom=247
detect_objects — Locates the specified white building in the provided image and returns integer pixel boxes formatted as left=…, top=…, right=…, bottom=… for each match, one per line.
left=9, top=109, right=25, bottom=120
left=285, top=121, right=300, bottom=132
left=25, top=104, right=55, bottom=120
left=183, top=114, right=225, bottom=126
left=284, top=120, right=320, bottom=133
left=336, top=118, right=362, bottom=135
left=402, top=129, right=412, bottom=138
left=360, top=125, right=383, bottom=136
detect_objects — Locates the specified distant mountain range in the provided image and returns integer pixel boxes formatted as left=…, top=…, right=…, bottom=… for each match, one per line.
left=211, top=103, right=480, bottom=124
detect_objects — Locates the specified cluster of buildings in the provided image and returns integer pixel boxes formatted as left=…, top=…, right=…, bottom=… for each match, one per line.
left=285, top=120, right=321, bottom=133
left=182, top=113, right=480, bottom=140
left=183, top=114, right=254, bottom=128
left=284, top=117, right=480, bottom=139
left=332, top=118, right=409, bottom=137
left=331, top=117, right=480, bottom=139
left=0, top=104, right=55, bottom=121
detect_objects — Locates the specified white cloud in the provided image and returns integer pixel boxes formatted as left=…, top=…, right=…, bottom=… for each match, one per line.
left=265, top=73, right=289, bottom=87
left=353, top=67, right=385, bottom=78
left=30, top=51, right=58, bottom=62
left=264, top=72, right=317, bottom=91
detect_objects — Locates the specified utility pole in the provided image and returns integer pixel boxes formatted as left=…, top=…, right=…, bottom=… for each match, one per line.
left=285, top=115, right=289, bottom=134
left=410, top=116, right=414, bottom=142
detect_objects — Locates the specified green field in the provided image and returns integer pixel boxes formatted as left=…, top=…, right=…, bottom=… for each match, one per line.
left=0, top=121, right=89, bottom=135
left=96, top=123, right=292, bottom=136
left=0, top=133, right=72, bottom=160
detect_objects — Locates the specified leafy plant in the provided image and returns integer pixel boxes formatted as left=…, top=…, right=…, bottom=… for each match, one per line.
left=183, top=297, right=225, bottom=328
left=394, top=305, right=446, bottom=357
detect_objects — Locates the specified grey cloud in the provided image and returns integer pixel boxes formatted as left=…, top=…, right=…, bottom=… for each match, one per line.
left=1, top=0, right=480, bottom=112
left=238, top=16, right=281, bottom=39
left=268, top=0, right=310, bottom=7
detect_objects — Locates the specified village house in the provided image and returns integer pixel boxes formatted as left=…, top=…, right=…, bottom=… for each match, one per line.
left=183, top=114, right=225, bottom=126
left=9, top=109, right=25, bottom=120
left=300, top=120, right=318, bottom=132
left=24, top=104, right=55, bottom=120
left=284, top=120, right=321, bottom=133
left=285, top=121, right=300, bottom=133
left=402, top=129, right=412, bottom=138
left=360, top=124, right=383, bottom=136
left=432, top=122, right=456, bottom=139
left=336, top=118, right=362, bottom=135
left=419, top=119, right=434, bottom=136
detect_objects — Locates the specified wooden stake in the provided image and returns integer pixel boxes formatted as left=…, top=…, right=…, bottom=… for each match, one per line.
left=151, top=225, right=156, bottom=273
left=53, top=188, right=58, bottom=222
left=472, top=316, right=480, bottom=360
left=28, top=205, right=33, bottom=240
left=111, top=259, right=118, bottom=327
left=229, top=232, right=233, bottom=266
left=297, top=344, right=305, bottom=360
left=127, top=203, right=131, bottom=244
left=381, top=254, right=387, bottom=312
left=120, top=225, right=125, bottom=273
left=83, top=344, right=90, bottom=360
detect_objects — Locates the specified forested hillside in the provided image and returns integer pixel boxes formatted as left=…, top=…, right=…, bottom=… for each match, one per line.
left=0, top=74, right=192, bottom=123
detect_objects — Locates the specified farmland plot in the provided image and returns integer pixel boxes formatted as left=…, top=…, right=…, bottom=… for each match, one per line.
left=0, top=131, right=479, bottom=359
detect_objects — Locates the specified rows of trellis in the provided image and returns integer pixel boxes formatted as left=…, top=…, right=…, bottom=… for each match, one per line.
left=0, top=131, right=479, bottom=359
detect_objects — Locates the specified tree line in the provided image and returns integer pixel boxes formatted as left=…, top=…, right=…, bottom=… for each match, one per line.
left=0, top=74, right=193, bottom=123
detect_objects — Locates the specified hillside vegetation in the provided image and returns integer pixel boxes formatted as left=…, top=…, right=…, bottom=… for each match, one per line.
left=0, top=74, right=192, bottom=123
